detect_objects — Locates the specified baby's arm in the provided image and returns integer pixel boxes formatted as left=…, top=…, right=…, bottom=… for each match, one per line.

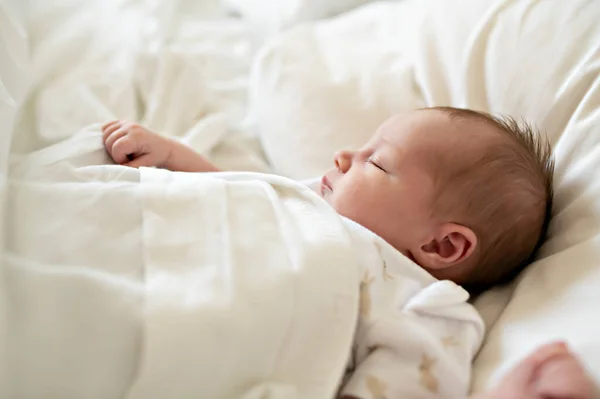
left=161, top=139, right=220, bottom=172
left=102, top=121, right=220, bottom=172
left=472, top=342, right=593, bottom=399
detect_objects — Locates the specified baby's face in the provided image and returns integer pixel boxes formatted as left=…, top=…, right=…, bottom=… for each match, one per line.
left=320, top=109, right=476, bottom=275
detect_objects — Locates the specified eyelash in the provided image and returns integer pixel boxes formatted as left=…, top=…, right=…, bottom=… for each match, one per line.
left=368, top=158, right=385, bottom=172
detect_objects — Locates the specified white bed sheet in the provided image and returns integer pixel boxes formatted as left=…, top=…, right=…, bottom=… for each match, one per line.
left=8, top=0, right=270, bottom=173
left=1, top=0, right=274, bottom=396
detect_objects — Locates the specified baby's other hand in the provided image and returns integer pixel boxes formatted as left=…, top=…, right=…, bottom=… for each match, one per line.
left=476, top=342, right=593, bottom=399
left=102, top=121, right=173, bottom=168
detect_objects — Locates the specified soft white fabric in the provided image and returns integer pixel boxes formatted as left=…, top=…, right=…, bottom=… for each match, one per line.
left=0, top=1, right=30, bottom=389
left=5, top=131, right=483, bottom=398
left=0, top=0, right=29, bottom=109
left=5, top=134, right=358, bottom=398
left=1, top=1, right=274, bottom=394
left=249, top=0, right=431, bottom=179
left=0, top=0, right=29, bottom=175
left=301, top=176, right=321, bottom=193
left=129, top=168, right=361, bottom=399
left=223, top=0, right=375, bottom=34
left=249, top=0, right=600, bottom=393
left=9, top=0, right=269, bottom=173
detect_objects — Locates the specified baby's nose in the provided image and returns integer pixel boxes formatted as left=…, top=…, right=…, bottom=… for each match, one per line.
left=334, top=150, right=353, bottom=173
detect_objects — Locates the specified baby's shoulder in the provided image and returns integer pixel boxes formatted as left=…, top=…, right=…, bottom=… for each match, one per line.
left=343, top=217, right=437, bottom=284
left=345, top=218, right=482, bottom=324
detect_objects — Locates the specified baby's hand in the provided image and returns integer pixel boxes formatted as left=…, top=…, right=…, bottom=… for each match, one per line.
left=476, top=342, right=593, bottom=399
left=102, top=121, right=173, bottom=168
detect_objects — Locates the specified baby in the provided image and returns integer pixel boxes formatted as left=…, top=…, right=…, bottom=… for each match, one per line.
left=103, top=106, right=553, bottom=294
left=102, top=107, right=591, bottom=398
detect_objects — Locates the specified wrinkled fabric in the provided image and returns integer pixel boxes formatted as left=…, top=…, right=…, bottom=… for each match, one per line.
left=5, top=142, right=359, bottom=398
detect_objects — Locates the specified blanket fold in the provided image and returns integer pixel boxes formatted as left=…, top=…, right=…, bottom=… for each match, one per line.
left=126, top=168, right=361, bottom=399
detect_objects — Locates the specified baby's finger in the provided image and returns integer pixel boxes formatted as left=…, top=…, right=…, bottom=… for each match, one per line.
left=125, top=154, right=153, bottom=169
left=104, top=127, right=129, bottom=153
left=102, top=120, right=123, bottom=141
left=111, top=136, right=138, bottom=164
left=102, top=120, right=120, bottom=130
left=500, top=342, right=569, bottom=389
left=536, top=355, right=593, bottom=399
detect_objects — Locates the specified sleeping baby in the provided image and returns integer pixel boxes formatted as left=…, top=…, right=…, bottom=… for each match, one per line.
left=102, top=107, right=592, bottom=399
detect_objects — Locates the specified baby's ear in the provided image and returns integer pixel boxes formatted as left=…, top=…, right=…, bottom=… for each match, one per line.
left=414, top=223, right=477, bottom=270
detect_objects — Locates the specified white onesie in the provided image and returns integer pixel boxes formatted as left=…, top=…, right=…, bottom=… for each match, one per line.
left=304, top=178, right=485, bottom=399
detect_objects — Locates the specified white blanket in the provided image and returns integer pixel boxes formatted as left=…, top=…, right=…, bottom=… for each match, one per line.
left=5, top=150, right=360, bottom=398
left=130, top=169, right=363, bottom=398
left=4, top=131, right=486, bottom=398
left=6, top=0, right=270, bottom=174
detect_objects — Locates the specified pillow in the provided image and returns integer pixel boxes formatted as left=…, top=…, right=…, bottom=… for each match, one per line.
left=248, top=0, right=505, bottom=179
left=249, top=0, right=600, bottom=393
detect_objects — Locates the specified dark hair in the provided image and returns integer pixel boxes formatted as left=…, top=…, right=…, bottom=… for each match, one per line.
left=433, top=107, right=555, bottom=294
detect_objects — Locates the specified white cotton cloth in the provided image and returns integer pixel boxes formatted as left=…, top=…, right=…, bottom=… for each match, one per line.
left=125, top=168, right=361, bottom=399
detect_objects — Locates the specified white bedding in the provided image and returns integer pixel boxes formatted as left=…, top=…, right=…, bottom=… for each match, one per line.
left=5, top=140, right=361, bottom=397
left=2, top=0, right=600, bottom=397
left=8, top=0, right=269, bottom=173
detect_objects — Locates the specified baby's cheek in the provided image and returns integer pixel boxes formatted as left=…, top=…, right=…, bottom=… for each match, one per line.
left=331, top=196, right=363, bottom=223
left=334, top=197, right=382, bottom=233
left=330, top=196, right=355, bottom=219
left=330, top=179, right=385, bottom=225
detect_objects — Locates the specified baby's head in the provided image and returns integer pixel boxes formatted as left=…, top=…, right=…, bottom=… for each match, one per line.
left=320, top=107, right=554, bottom=292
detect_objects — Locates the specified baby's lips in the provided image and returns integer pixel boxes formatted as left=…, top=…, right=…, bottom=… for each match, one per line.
left=321, top=175, right=333, bottom=191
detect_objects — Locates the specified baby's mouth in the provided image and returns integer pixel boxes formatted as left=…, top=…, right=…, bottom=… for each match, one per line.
left=320, top=175, right=333, bottom=196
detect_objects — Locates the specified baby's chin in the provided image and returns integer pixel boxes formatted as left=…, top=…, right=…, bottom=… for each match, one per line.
left=318, top=189, right=339, bottom=212
left=320, top=191, right=333, bottom=206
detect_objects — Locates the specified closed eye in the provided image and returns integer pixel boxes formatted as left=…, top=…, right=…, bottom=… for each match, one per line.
left=368, top=158, right=386, bottom=172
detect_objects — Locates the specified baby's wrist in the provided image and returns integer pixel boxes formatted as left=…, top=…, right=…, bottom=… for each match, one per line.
left=161, top=137, right=179, bottom=169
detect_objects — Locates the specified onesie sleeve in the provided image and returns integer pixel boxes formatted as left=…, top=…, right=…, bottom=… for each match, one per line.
left=340, top=280, right=484, bottom=399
